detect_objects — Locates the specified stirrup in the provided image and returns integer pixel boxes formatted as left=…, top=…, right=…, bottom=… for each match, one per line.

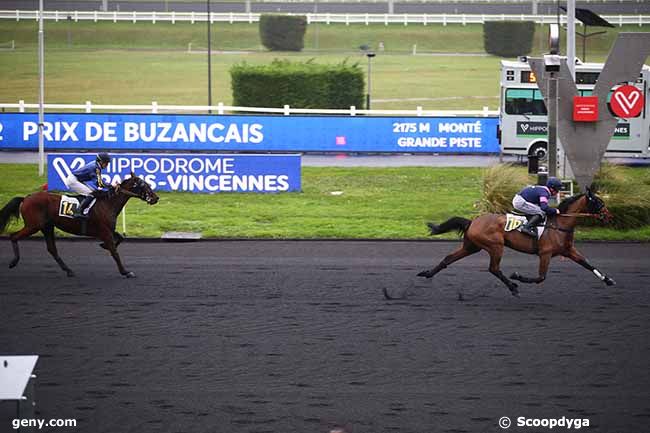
left=520, top=226, right=536, bottom=236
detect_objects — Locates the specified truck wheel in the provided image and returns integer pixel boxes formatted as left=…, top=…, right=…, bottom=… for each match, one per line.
left=529, top=143, right=548, bottom=160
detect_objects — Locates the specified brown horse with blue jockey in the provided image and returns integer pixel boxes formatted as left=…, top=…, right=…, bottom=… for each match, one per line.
left=416, top=188, right=615, bottom=296
left=0, top=174, right=158, bottom=278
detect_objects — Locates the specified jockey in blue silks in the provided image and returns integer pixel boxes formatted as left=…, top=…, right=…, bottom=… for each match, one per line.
left=512, top=177, right=562, bottom=237
left=63, top=152, right=111, bottom=218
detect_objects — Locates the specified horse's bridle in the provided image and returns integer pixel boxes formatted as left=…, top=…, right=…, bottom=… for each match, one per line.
left=115, top=180, right=157, bottom=204
left=549, top=195, right=612, bottom=231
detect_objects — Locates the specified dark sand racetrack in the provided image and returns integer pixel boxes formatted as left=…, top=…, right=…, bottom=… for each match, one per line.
left=1, top=240, right=649, bottom=433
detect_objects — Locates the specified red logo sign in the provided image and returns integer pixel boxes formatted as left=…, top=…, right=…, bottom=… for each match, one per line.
left=610, top=85, right=644, bottom=118
left=573, top=96, right=599, bottom=122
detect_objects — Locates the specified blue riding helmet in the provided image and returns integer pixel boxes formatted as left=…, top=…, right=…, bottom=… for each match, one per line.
left=96, top=152, right=111, bottom=164
left=546, top=177, right=562, bottom=191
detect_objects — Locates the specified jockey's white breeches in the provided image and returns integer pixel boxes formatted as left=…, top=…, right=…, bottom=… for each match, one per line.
left=512, top=194, right=544, bottom=216
left=64, top=175, right=93, bottom=195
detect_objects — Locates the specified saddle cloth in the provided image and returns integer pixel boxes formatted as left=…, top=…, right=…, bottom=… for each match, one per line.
left=505, top=213, right=545, bottom=239
left=58, top=195, right=96, bottom=219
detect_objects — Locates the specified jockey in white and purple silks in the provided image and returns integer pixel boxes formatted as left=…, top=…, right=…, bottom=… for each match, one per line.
left=64, top=152, right=111, bottom=218
left=512, top=177, right=562, bottom=236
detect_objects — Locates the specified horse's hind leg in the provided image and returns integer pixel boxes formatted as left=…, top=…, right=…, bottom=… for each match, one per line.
left=8, top=226, right=40, bottom=268
left=417, top=241, right=480, bottom=279
left=486, top=246, right=519, bottom=296
left=43, top=225, right=75, bottom=277
left=564, top=247, right=615, bottom=286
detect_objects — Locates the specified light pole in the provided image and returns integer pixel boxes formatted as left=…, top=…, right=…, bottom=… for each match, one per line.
left=544, top=24, right=561, bottom=190
left=207, top=0, right=212, bottom=113
left=366, top=52, right=375, bottom=110
left=38, top=0, right=45, bottom=176
left=313, top=0, right=319, bottom=50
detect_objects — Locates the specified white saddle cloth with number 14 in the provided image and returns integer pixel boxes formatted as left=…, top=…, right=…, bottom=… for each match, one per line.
left=505, top=213, right=545, bottom=239
left=58, top=195, right=96, bottom=219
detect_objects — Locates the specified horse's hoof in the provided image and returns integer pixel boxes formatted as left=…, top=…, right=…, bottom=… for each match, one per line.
left=124, top=271, right=136, bottom=278
left=510, top=272, right=520, bottom=281
left=604, top=277, right=616, bottom=286
left=66, top=271, right=75, bottom=277
left=509, top=282, right=519, bottom=297
left=8, top=260, right=17, bottom=269
left=417, top=270, right=432, bottom=278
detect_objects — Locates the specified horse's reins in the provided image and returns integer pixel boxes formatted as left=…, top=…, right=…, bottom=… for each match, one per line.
left=546, top=212, right=603, bottom=233
left=114, top=185, right=140, bottom=198
left=557, top=213, right=595, bottom=218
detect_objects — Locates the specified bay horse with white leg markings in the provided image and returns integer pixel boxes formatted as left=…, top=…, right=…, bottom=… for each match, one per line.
left=0, top=173, right=158, bottom=278
left=416, top=189, right=615, bottom=297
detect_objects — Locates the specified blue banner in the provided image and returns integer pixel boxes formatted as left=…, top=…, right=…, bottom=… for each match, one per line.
left=48, top=153, right=301, bottom=193
left=1, top=113, right=499, bottom=153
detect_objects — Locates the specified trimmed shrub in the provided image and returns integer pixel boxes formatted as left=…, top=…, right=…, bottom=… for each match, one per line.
left=230, top=59, right=365, bottom=109
left=259, top=14, right=307, bottom=52
left=483, top=21, right=535, bottom=57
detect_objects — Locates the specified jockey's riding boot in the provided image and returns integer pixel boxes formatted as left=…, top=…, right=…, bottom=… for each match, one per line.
left=520, top=214, right=543, bottom=237
left=73, top=195, right=94, bottom=219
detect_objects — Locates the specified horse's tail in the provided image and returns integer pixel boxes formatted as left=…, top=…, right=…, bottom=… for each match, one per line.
left=426, top=216, right=472, bottom=237
left=0, top=197, right=24, bottom=233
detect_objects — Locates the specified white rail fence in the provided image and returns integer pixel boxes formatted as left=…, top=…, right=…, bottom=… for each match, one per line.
left=0, top=101, right=499, bottom=117
left=1, top=10, right=649, bottom=26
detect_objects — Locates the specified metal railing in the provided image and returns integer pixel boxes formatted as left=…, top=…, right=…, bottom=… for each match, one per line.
left=1, top=10, right=648, bottom=26
left=0, top=101, right=499, bottom=117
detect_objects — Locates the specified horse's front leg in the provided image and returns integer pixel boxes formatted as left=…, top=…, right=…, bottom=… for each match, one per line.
left=486, top=245, right=519, bottom=296
left=99, top=231, right=125, bottom=250
left=510, top=253, right=551, bottom=284
left=100, top=232, right=135, bottom=278
left=564, top=247, right=615, bottom=286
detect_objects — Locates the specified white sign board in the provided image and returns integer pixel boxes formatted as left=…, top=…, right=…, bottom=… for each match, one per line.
left=0, top=356, right=38, bottom=400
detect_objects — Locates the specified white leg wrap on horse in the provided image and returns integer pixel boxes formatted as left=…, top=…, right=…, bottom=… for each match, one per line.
left=593, top=269, right=605, bottom=281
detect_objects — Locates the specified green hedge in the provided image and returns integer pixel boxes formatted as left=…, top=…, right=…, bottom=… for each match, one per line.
left=230, top=59, right=365, bottom=109
left=483, top=21, right=535, bottom=57
left=600, top=204, right=650, bottom=229
left=584, top=164, right=650, bottom=229
left=259, top=14, right=307, bottom=52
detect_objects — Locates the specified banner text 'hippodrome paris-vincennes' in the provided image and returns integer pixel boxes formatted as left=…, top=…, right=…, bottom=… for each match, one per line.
left=47, top=153, right=301, bottom=193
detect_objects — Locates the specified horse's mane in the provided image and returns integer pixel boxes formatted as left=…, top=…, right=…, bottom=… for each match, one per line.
left=121, top=176, right=136, bottom=186
left=557, top=193, right=585, bottom=214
